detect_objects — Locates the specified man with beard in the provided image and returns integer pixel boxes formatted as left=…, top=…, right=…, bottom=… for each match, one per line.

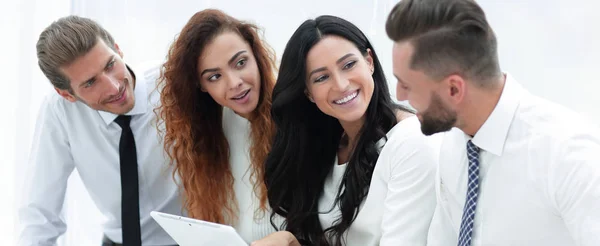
left=386, top=0, right=600, bottom=246
left=18, top=15, right=184, bottom=246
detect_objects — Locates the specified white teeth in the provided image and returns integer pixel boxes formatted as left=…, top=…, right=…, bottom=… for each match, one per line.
left=233, top=90, right=249, bottom=99
left=334, top=91, right=358, bottom=105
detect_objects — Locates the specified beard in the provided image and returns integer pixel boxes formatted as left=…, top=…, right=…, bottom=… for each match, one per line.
left=419, top=92, right=457, bottom=136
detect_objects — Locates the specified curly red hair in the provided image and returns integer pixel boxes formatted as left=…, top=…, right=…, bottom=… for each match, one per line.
left=155, top=9, right=276, bottom=224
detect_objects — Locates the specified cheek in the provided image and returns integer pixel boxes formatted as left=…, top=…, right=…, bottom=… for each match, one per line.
left=407, top=93, right=426, bottom=111
left=396, top=83, right=408, bottom=101
left=77, top=88, right=100, bottom=104
left=354, top=69, right=374, bottom=92
left=249, top=71, right=261, bottom=90
left=203, top=84, right=227, bottom=102
left=308, top=84, right=329, bottom=104
left=244, top=62, right=261, bottom=86
left=114, top=63, right=127, bottom=81
left=79, top=95, right=97, bottom=106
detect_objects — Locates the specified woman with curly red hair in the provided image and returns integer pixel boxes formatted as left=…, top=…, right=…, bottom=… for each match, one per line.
left=155, top=9, right=279, bottom=243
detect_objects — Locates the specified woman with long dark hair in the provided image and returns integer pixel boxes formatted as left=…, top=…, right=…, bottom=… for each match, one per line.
left=253, top=15, right=438, bottom=246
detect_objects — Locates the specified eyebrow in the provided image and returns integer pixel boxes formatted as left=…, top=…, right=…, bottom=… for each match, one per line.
left=308, top=53, right=356, bottom=78
left=394, top=74, right=406, bottom=86
left=200, top=50, right=247, bottom=77
left=228, top=50, right=247, bottom=65
left=79, top=55, right=114, bottom=88
left=394, top=74, right=406, bottom=84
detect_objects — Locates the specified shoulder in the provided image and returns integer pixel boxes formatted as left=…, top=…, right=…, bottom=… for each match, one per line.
left=514, top=92, right=599, bottom=148
left=34, top=91, right=89, bottom=138
left=139, top=61, right=163, bottom=88
left=380, top=116, right=442, bottom=173
left=133, top=60, right=164, bottom=107
left=38, top=90, right=90, bottom=121
left=385, top=116, right=440, bottom=150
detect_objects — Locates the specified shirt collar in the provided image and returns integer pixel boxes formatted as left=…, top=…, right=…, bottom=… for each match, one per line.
left=471, top=73, right=525, bottom=156
left=98, top=65, right=148, bottom=125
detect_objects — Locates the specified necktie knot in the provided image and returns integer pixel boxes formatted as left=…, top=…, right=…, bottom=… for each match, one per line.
left=115, top=115, right=132, bottom=128
left=467, top=140, right=480, bottom=154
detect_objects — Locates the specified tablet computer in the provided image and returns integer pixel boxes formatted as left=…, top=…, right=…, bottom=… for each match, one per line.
left=150, top=211, right=247, bottom=246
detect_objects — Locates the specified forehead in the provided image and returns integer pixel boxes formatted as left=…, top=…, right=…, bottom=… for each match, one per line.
left=60, top=39, right=115, bottom=85
left=306, top=35, right=361, bottom=68
left=392, top=41, right=413, bottom=69
left=198, top=31, right=252, bottom=67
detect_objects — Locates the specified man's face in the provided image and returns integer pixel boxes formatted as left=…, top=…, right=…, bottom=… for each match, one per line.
left=392, top=41, right=457, bottom=135
left=57, top=39, right=135, bottom=115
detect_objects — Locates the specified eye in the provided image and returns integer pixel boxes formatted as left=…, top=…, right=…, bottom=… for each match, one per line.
left=84, top=80, right=95, bottom=88
left=342, top=60, right=357, bottom=70
left=236, top=58, right=247, bottom=68
left=106, top=60, right=115, bottom=71
left=399, top=83, right=410, bottom=91
left=314, top=74, right=329, bottom=83
left=208, top=74, right=221, bottom=82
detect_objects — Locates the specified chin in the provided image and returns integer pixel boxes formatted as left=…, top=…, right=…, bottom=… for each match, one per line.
left=336, top=113, right=363, bottom=124
left=249, top=100, right=261, bottom=113
left=112, top=103, right=135, bottom=115
left=232, top=104, right=256, bottom=117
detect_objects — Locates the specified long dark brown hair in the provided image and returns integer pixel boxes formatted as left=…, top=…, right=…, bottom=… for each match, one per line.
left=265, top=15, right=407, bottom=245
left=156, top=9, right=276, bottom=224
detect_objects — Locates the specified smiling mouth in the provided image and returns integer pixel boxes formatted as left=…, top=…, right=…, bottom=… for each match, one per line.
left=231, top=89, right=250, bottom=100
left=333, top=90, right=359, bottom=105
left=106, top=89, right=125, bottom=103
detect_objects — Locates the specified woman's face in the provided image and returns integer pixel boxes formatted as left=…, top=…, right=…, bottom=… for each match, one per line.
left=197, top=31, right=261, bottom=118
left=304, top=35, right=375, bottom=125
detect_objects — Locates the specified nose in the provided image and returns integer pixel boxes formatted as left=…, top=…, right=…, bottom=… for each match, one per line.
left=98, top=73, right=121, bottom=97
left=226, top=72, right=243, bottom=90
left=331, top=73, right=350, bottom=92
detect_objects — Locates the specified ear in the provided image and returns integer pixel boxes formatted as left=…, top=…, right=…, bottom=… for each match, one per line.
left=444, top=74, right=466, bottom=104
left=304, top=89, right=314, bottom=103
left=365, top=48, right=374, bottom=74
left=55, top=88, right=77, bottom=102
left=114, top=43, right=124, bottom=58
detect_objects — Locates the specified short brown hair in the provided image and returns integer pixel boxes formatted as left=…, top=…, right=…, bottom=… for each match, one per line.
left=386, top=0, right=501, bottom=85
left=36, top=15, right=116, bottom=90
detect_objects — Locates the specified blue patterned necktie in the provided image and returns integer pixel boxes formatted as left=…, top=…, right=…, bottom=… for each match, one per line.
left=457, top=140, right=481, bottom=246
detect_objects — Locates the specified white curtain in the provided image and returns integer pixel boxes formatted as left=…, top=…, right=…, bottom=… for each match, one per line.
left=3, top=0, right=599, bottom=245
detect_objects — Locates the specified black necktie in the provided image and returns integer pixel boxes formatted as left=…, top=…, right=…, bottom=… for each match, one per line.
left=114, top=115, right=142, bottom=246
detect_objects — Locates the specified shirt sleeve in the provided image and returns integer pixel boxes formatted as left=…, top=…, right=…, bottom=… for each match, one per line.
left=17, top=96, right=75, bottom=246
left=552, top=132, right=600, bottom=246
left=426, top=142, right=458, bottom=246
left=379, top=127, right=439, bottom=246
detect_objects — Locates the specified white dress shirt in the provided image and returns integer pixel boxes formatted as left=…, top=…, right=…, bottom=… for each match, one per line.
left=18, top=63, right=185, bottom=246
left=222, top=107, right=281, bottom=243
left=427, top=74, right=600, bottom=246
left=318, top=116, right=439, bottom=246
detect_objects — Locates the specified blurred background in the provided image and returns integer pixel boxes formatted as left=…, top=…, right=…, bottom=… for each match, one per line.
left=1, top=0, right=598, bottom=245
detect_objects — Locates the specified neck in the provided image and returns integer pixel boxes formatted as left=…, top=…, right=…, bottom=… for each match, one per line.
left=339, top=116, right=365, bottom=149
left=237, top=112, right=251, bottom=120
left=458, top=75, right=506, bottom=136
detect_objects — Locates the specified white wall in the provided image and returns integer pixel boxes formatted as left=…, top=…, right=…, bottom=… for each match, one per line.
left=4, top=0, right=599, bottom=245
left=482, top=0, right=600, bottom=124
